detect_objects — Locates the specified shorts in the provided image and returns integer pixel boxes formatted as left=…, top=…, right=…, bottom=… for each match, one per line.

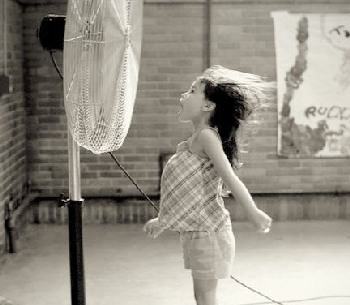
left=179, top=223, right=235, bottom=280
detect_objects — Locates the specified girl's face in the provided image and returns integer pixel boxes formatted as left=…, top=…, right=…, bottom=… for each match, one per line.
left=178, top=79, right=208, bottom=123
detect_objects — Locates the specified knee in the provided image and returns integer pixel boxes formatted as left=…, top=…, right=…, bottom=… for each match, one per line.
left=193, top=277, right=218, bottom=305
left=194, top=287, right=217, bottom=305
left=194, top=291, right=199, bottom=304
left=194, top=291, right=204, bottom=305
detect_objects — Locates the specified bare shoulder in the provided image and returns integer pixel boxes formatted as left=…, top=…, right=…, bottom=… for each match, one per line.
left=197, top=127, right=224, bottom=158
left=198, top=127, right=222, bottom=147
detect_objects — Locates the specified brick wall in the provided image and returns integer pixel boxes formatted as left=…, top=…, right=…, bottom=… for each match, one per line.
left=21, top=0, right=350, bottom=199
left=0, top=0, right=27, bottom=254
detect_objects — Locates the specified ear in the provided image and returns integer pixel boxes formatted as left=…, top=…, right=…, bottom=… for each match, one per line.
left=202, top=101, right=216, bottom=112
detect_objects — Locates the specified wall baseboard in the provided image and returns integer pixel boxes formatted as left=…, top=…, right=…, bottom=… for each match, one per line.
left=24, top=193, right=350, bottom=225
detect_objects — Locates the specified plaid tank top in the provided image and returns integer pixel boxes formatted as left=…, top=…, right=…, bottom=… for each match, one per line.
left=157, top=129, right=231, bottom=235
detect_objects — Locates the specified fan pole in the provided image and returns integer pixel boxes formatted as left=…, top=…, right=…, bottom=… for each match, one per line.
left=68, top=130, right=86, bottom=305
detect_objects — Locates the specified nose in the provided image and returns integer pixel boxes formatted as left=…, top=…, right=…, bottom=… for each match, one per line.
left=180, top=92, right=188, bottom=103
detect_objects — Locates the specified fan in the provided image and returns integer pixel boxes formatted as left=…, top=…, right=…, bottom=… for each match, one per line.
left=64, top=0, right=143, bottom=154
left=38, top=1, right=143, bottom=304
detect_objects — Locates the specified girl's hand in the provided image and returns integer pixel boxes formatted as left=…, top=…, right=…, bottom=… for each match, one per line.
left=247, top=208, right=272, bottom=233
left=143, top=217, right=162, bottom=238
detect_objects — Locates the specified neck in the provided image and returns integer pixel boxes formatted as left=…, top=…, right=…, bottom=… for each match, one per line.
left=191, top=114, right=211, bottom=133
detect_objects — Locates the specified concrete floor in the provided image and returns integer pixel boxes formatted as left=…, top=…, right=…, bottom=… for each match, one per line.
left=0, top=220, right=350, bottom=305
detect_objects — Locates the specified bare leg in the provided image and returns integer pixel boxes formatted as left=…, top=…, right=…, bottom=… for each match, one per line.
left=192, top=276, right=218, bottom=305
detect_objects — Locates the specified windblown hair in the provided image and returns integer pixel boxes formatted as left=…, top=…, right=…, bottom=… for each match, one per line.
left=200, top=65, right=275, bottom=169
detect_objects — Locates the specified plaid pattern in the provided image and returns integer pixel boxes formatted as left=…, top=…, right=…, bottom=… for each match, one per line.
left=157, top=139, right=231, bottom=236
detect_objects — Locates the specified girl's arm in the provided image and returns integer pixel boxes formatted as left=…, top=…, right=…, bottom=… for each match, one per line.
left=198, top=128, right=272, bottom=231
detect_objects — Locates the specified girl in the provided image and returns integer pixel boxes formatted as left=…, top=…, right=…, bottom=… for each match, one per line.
left=143, top=65, right=273, bottom=305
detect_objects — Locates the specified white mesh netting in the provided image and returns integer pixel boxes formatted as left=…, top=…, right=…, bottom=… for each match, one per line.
left=63, top=0, right=143, bottom=154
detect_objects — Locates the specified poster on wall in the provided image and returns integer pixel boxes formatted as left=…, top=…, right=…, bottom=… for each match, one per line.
left=272, top=11, right=350, bottom=158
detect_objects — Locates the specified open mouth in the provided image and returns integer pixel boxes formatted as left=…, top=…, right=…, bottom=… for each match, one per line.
left=177, top=104, right=183, bottom=115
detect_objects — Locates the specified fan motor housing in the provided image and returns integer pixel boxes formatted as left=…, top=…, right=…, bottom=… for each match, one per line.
left=37, top=14, right=66, bottom=51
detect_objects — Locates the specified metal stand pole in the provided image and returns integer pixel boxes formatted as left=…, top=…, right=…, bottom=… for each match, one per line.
left=67, top=131, right=86, bottom=305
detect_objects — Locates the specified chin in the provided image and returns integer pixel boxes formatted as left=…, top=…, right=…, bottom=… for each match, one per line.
left=177, top=113, right=184, bottom=122
left=179, top=116, right=191, bottom=123
left=178, top=111, right=192, bottom=123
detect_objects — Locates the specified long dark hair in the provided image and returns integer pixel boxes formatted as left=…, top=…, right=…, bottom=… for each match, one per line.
left=199, top=65, right=275, bottom=169
left=200, top=78, right=253, bottom=169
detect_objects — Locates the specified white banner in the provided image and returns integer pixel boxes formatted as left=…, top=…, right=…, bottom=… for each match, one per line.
left=272, top=11, right=350, bottom=157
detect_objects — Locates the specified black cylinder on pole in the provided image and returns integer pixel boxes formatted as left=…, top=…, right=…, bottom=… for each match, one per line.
left=37, top=15, right=65, bottom=51
left=68, top=200, right=86, bottom=305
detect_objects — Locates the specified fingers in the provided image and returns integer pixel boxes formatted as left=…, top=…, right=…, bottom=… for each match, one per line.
left=143, top=222, right=152, bottom=235
left=142, top=222, right=149, bottom=233
left=146, top=229, right=157, bottom=239
left=259, top=226, right=270, bottom=233
left=259, top=218, right=273, bottom=234
left=143, top=218, right=154, bottom=232
left=257, top=226, right=270, bottom=234
left=143, top=220, right=158, bottom=238
left=142, top=225, right=147, bottom=233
